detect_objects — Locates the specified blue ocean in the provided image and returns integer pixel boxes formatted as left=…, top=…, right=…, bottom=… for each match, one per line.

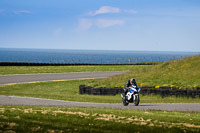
left=0, top=48, right=199, bottom=64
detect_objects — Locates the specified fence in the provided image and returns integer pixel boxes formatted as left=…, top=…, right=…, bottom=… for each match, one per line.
left=0, top=56, right=187, bottom=66
left=79, top=85, right=200, bottom=98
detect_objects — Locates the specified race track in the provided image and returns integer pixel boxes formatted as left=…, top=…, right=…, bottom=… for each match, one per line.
left=0, top=71, right=127, bottom=85
left=0, top=96, right=200, bottom=112
left=0, top=71, right=199, bottom=112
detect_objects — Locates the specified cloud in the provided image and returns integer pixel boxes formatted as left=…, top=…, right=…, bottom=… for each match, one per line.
left=87, top=6, right=120, bottom=16
left=77, top=19, right=93, bottom=31
left=86, top=6, right=138, bottom=16
left=13, top=10, right=32, bottom=15
left=77, top=18, right=124, bottom=31
left=96, top=19, right=124, bottom=28
left=77, top=6, right=136, bottom=31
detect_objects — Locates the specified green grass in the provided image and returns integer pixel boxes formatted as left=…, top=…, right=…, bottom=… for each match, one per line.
left=1, top=56, right=200, bottom=132
left=0, top=105, right=200, bottom=132
left=0, top=65, right=149, bottom=75
left=87, top=55, right=200, bottom=88
left=0, top=80, right=200, bottom=103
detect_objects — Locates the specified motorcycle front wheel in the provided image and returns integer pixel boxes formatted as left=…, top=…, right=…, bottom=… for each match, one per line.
left=122, top=94, right=129, bottom=106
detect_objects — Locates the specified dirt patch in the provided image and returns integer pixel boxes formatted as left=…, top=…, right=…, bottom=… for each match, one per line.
left=172, top=123, right=200, bottom=128
left=53, top=110, right=89, bottom=117
left=92, top=113, right=200, bottom=131
left=0, top=108, right=5, bottom=113
left=31, top=126, right=41, bottom=132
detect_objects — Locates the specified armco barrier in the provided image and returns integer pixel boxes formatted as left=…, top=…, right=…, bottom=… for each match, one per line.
left=79, top=85, right=123, bottom=96
left=79, top=85, right=200, bottom=98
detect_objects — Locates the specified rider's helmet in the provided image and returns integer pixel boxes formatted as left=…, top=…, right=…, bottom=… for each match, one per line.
left=130, top=78, right=134, bottom=84
left=130, top=78, right=137, bottom=85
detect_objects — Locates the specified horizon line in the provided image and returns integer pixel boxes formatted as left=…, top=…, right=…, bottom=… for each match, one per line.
left=0, top=47, right=200, bottom=53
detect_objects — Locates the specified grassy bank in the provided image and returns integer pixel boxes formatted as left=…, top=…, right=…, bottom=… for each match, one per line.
left=0, top=65, right=149, bottom=75
left=87, top=55, right=200, bottom=88
left=0, top=105, right=200, bottom=132
left=0, top=80, right=200, bottom=103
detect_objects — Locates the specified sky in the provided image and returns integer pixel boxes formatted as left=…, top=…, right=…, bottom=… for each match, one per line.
left=0, top=0, right=200, bottom=52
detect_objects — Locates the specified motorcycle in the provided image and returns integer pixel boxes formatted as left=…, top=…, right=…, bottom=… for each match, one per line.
left=121, top=85, right=140, bottom=106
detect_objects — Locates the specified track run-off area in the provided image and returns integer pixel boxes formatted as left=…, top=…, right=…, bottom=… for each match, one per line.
left=0, top=71, right=200, bottom=112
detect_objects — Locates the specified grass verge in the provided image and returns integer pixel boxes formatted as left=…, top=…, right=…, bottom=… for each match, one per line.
left=0, top=105, right=200, bottom=132
left=0, top=65, right=149, bottom=75
left=0, top=80, right=200, bottom=103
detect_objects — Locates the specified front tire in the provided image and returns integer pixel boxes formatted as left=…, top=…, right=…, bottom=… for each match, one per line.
left=122, top=94, right=129, bottom=106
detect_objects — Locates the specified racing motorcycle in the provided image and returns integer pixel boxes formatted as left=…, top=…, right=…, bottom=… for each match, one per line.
left=121, top=85, right=140, bottom=106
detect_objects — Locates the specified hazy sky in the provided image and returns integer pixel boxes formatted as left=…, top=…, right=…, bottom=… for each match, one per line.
left=0, top=0, right=200, bottom=52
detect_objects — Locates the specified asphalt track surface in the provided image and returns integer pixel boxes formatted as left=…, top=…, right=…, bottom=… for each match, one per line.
left=0, top=71, right=200, bottom=112
left=0, top=71, right=127, bottom=85
left=0, top=96, right=200, bottom=112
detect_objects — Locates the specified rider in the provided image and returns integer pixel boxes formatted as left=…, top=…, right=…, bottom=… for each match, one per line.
left=123, top=78, right=139, bottom=97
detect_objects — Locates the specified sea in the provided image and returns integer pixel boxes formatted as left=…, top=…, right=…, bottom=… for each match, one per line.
left=0, top=48, right=199, bottom=64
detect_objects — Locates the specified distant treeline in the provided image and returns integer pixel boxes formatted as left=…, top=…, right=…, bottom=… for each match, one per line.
left=79, top=85, right=200, bottom=98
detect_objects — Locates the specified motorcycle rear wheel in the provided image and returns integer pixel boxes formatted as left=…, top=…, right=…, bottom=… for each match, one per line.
left=134, top=95, right=140, bottom=106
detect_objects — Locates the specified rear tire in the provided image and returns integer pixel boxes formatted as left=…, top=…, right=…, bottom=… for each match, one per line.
left=134, top=95, right=140, bottom=106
